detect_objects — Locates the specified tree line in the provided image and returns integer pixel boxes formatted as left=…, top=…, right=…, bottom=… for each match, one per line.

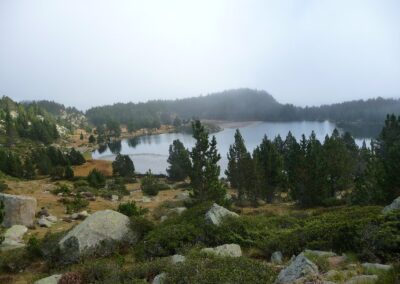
left=166, top=115, right=400, bottom=207
left=85, top=89, right=400, bottom=137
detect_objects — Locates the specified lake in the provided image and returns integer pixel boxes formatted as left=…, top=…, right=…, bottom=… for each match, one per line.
left=92, top=121, right=372, bottom=175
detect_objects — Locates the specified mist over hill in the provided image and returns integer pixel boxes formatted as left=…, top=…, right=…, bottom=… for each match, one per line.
left=84, top=89, right=400, bottom=137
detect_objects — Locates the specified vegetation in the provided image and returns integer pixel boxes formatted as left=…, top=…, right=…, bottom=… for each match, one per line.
left=117, top=201, right=148, bottom=217
left=141, top=170, right=162, bottom=196
left=112, top=153, right=135, bottom=178
left=189, top=121, right=226, bottom=203
left=166, top=139, right=191, bottom=181
left=87, top=169, right=106, bottom=188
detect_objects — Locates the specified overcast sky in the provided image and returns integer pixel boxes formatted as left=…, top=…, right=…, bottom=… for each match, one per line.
left=0, top=0, right=399, bottom=110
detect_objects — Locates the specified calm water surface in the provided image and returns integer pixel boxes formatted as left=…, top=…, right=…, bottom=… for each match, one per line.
left=92, top=121, right=371, bottom=175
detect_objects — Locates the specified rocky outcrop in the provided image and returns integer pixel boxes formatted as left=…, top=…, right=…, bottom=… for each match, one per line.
left=201, top=244, right=242, bottom=258
left=275, top=253, right=319, bottom=284
left=58, top=210, right=136, bottom=263
left=205, top=203, right=239, bottom=226
left=0, top=193, right=37, bottom=227
left=382, top=196, right=400, bottom=213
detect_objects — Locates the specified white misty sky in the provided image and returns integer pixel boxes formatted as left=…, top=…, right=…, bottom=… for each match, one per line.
left=0, top=0, right=399, bottom=109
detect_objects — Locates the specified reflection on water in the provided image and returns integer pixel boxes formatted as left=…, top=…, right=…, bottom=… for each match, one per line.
left=93, top=121, right=372, bottom=175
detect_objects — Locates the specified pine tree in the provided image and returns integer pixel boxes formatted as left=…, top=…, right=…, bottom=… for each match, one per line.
left=23, top=157, right=36, bottom=179
left=225, top=129, right=254, bottom=200
left=112, top=153, right=135, bottom=178
left=189, top=120, right=226, bottom=203
left=253, top=135, right=284, bottom=203
left=64, top=165, right=74, bottom=179
left=167, top=139, right=191, bottom=181
left=80, top=132, right=84, bottom=140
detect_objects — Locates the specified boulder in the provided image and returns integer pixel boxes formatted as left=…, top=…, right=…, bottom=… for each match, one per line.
left=0, top=225, right=28, bottom=251
left=46, top=215, right=58, bottom=223
left=205, top=203, right=238, bottom=226
left=382, top=196, right=400, bottom=213
left=275, top=253, right=319, bottom=284
left=59, top=210, right=136, bottom=263
left=271, top=251, right=283, bottom=264
left=0, top=193, right=37, bottom=227
left=34, top=274, right=62, bottom=284
left=362, top=262, right=392, bottom=271
left=345, top=275, right=378, bottom=284
left=152, top=272, right=167, bottom=284
left=201, top=243, right=242, bottom=258
left=171, top=254, right=186, bottom=264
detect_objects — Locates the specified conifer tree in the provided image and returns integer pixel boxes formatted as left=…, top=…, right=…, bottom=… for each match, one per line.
left=167, top=139, right=191, bottom=181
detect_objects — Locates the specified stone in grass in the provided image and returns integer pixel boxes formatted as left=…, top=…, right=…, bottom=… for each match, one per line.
left=362, top=262, right=392, bottom=271
left=205, top=203, right=239, bottom=226
left=345, top=275, right=378, bottom=284
left=271, top=251, right=283, bottom=264
left=152, top=272, right=167, bottom=284
left=58, top=210, right=136, bottom=263
left=38, top=216, right=53, bottom=228
left=275, top=253, right=319, bottom=284
left=201, top=244, right=242, bottom=258
left=382, top=196, right=400, bottom=214
left=171, top=254, right=186, bottom=264
left=0, top=225, right=28, bottom=251
left=33, top=274, right=63, bottom=284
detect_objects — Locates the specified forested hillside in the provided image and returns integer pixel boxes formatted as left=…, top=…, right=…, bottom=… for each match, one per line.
left=85, top=89, right=400, bottom=137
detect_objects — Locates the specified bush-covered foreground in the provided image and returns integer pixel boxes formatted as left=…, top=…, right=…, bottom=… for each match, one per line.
left=0, top=204, right=399, bottom=283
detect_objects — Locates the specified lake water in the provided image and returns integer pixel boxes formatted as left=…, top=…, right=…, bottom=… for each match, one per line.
left=92, top=121, right=371, bottom=175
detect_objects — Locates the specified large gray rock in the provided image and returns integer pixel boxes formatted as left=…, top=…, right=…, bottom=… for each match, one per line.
left=205, top=203, right=239, bottom=226
left=0, top=193, right=37, bottom=227
left=275, top=253, right=319, bottom=284
left=59, top=210, right=136, bottom=262
left=201, top=243, right=242, bottom=257
left=382, top=196, right=400, bottom=213
left=34, top=274, right=62, bottom=284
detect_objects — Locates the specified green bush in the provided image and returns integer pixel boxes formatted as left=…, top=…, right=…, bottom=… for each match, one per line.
left=0, top=248, right=31, bottom=273
left=165, top=252, right=276, bottom=284
left=51, top=184, right=71, bottom=195
left=87, top=169, right=106, bottom=188
left=141, top=170, right=162, bottom=196
left=60, top=197, right=89, bottom=214
left=0, top=180, right=8, bottom=192
left=118, top=201, right=148, bottom=217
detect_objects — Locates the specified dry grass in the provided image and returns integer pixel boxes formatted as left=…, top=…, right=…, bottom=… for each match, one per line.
left=73, top=159, right=113, bottom=177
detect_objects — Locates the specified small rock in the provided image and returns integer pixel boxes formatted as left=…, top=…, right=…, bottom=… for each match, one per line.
left=78, top=210, right=90, bottom=218
left=304, top=249, right=336, bottom=257
left=171, top=207, right=187, bottom=215
left=345, top=275, right=378, bottom=284
left=201, top=244, right=242, bottom=258
left=382, top=196, right=400, bottom=213
left=71, top=213, right=79, bottom=220
left=142, top=196, right=151, bottom=203
left=160, top=216, right=168, bottom=222
left=271, top=251, right=283, bottom=264
left=34, top=274, right=63, bottom=284
left=38, top=216, right=53, bottom=228
left=175, top=191, right=190, bottom=201
left=152, top=272, right=167, bottom=284
left=37, top=207, right=50, bottom=217
left=171, top=254, right=186, bottom=264
left=46, top=215, right=58, bottom=223
left=111, top=195, right=119, bottom=202
left=362, top=262, right=392, bottom=271
left=275, top=253, right=319, bottom=284
left=205, top=203, right=239, bottom=226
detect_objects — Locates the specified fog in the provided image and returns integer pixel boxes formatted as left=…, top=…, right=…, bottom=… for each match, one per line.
left=0, top=0, right=399, bottom=109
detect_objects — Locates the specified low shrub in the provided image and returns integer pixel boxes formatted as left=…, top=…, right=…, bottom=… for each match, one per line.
left=141, top=170, right=163, bottom=196
left=51, top=184, right=71, bottom=195
left=0, top=180, right=8, bottom=192
left=87, top=169, right=106, bottom=188
left=0, top=248, right=30, bottom=273
left=60, top=197, right=89, bottom=214
left=118, top=201, right=148, bottom=217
